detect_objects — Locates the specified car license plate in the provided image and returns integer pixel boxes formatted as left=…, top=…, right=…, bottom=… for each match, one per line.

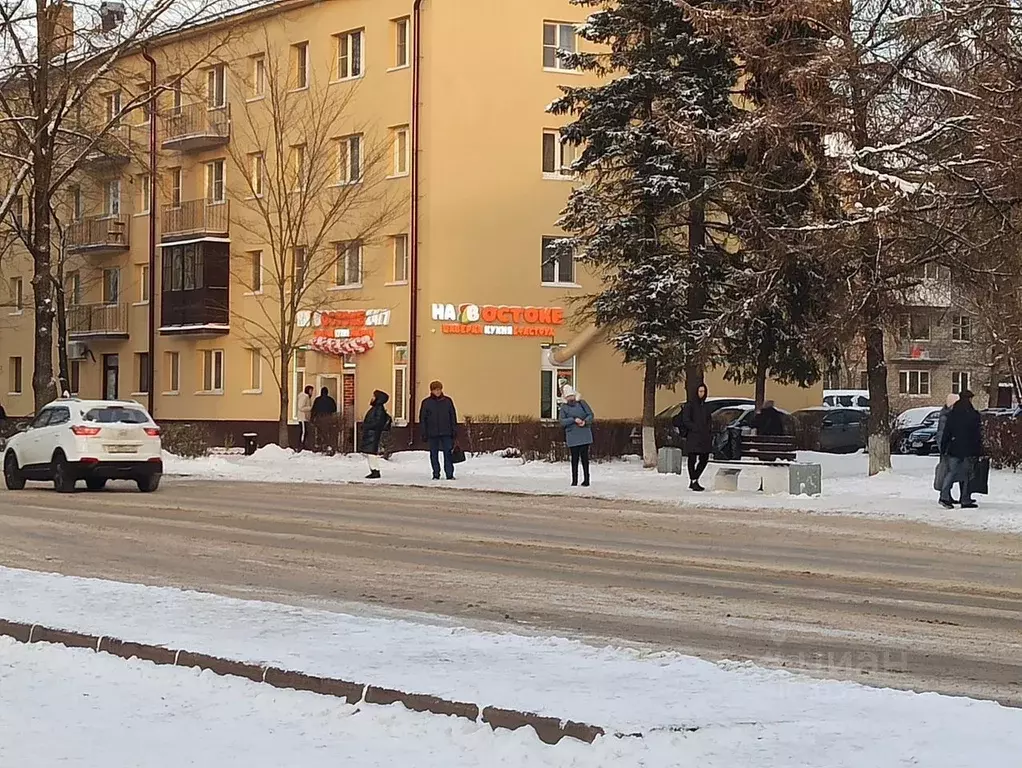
left=912, top=441, right=924, bottom=448
left=106, top=445, right=137, bottom=454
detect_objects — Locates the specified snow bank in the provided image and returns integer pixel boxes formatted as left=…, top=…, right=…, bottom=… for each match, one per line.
left=163, top=447, right=1022, bottom=534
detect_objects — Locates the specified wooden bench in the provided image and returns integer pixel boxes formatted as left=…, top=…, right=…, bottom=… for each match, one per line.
left=739, top=434, right=797, bottom=462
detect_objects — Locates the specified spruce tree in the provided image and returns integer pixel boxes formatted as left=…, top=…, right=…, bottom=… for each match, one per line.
left=550, top=0, right=739, bottom=466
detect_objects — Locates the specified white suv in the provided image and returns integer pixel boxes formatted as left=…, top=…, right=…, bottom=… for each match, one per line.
left=3, top=399, right=163, bottom=493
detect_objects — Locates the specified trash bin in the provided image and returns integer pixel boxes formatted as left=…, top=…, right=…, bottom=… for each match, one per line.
left=243, top=433, right=258, bottom=456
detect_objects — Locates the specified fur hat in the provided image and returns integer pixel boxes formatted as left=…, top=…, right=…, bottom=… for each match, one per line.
left=561, top=384, right=578, bottom=400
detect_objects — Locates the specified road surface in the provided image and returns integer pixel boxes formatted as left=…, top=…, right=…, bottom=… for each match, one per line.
left=0, top=480, right=1020, bottom=705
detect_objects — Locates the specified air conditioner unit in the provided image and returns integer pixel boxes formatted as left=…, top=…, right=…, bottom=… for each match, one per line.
left=68, top=341, right=89, bottom=361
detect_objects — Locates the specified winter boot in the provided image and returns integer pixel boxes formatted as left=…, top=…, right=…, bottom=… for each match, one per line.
left=366, top=470, right=381, bottom=479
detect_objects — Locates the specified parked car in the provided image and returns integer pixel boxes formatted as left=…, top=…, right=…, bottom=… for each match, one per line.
left=905, top=423, right=938, bottom=455
left=3, top=399, right=163, bottom=493
left=710, top=405, right=795, bottom=459
left=792, top=407, right=868, bottom=453
left=656, top=397, right=756, bottom=448
left=892, top=406, right=941, bottom=454
left=823, top=389, right=870, bottom=409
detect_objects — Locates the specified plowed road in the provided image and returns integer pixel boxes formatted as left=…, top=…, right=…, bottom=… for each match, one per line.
left=1, top=480, right=1020, bottom=705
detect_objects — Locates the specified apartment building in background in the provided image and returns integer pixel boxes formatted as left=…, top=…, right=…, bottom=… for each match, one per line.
left=0, top=0, right=820, bottom=440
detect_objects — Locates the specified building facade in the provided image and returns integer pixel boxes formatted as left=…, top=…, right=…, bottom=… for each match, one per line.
left=0, top=0, right=821, bottom=439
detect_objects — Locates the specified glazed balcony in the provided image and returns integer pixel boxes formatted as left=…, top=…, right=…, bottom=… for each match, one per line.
left=66, top=214, right=130, bottom=255
left=160, top=287, right=229, bottom=335
left=161, top=198, right=229, bottom=242
left=161, top=101, right=230, bottom=152
left=67, top=302, right=130, bottom=339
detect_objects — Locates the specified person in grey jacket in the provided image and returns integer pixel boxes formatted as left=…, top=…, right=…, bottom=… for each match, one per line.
left=934, top=393, right=958, bottom=502
left=559, top=385, right=594, bottom=487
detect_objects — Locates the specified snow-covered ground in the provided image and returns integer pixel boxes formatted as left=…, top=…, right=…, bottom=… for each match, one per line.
left=2, top=567, right=1020, bottom=767
left=165, top=447, right=1022, bottom=534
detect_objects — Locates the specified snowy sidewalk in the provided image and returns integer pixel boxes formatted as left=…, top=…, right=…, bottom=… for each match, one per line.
left=165, top=447, right=1022, bottom=534
left=1, top=567, right=1020, bottom=767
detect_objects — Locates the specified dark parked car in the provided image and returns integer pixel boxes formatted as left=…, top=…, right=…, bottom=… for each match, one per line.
left=793, top=407, right=868, bottom=454
left=657, top=397, right=756, bottom=449
left=710, top=405, right=795, bottom=459
left=891, top=407, right=941, bottom=454
left=905, top=423, right=938, bottom=455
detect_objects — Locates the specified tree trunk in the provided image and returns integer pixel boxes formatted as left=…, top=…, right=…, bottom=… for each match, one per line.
left=685, top=167, right=708, bottom=402
left=754, top=349, right=769, bottom=407
left=54, top=273, right=69, bottom=396
left=277, top=350, right=291, bottom=448
left=641, top=357, right=658, bottom=468
left=864, top=312, right=891, bottom=475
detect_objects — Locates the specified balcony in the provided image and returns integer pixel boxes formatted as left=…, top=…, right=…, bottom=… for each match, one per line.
left=67, top=302, right=129, bottom=339
left=81, top=124, right=134, bottom=169
left=160, top=287, right=229, bottom=335
left=66, top=214, right=130, bottom=255
left=161, top=198, right=229, bottom=242
left=161, top=102, right=230, bottom=152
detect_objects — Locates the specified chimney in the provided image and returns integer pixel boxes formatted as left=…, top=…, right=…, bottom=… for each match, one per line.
left=52, top=4, right=75, bottom=56
left=99, top=1, right=126, bottom=34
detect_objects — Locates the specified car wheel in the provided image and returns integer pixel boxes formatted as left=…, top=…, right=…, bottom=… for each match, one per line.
left=4, top=452, right=25, bottom=491
left=52, top=452, right=76, bottom=494
left=136, top=473, right=161, bottom=493
left=85, top=477, right=107, bottom=491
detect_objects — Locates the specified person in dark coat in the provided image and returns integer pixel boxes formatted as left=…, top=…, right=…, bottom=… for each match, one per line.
left=419, top=380, right=458, bottom=480
left=938, top=389, right=983, bottom=509
left=558, top=385, right=594, bottom=487
left=361, top=390, right=392, bottom=479
left=934, top=393, right=958, bottom=501
left=751, top=400, right=784, bottom=436
left=681, top=383, right=713, bottom=492
left=312, top=387, right=338, bottom=417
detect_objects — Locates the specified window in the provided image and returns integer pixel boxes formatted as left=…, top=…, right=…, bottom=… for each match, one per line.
left=900, top=313, right=930, bottom=341
left=293, top=245, right=308, bottom=290
left=249, top=152, right=265, bottom=196
left=137, top=80, right=151, bottom=124
left=920, top=262, right=941, bottom=280
left=9, top=277, right=23, bottom=313
left=102, top=268, right=120, bottom=304
left=169, top=167, right=182, bottom=208
left=292, top=42, right=309, bottom=89
left=104, top=179, right=121, bottom=216
left=543, top=130, right=576, bottom=177
left=138, top=264, right=150, bottom=303
left=70, top=185, right=82, bottom=221
left=136, top=352, right=150, bottom=394
left=206, top=63, right=227, bottom=108
left=392, top=234, right=409, bottom=283
left=338, top=134, right=363, bottom=183
left=953, top=315, right=973, bottom=342
left=206, top=160, right=226, bottom=203
left=250, top=55, right=266, bottom=98
left=168, top=74, right=183, bottom=112
left=393, top=17, right=410, bottom=68
left=165, top=351, right=180, bottom=393
left=292, top=349, right=307, bottom=421
left=69, top=360, right=80, bottom=396
left=105, top=90, right=122, bottom=124
left=392, top=125, right=409, bottom=176
left=201, top=349, right=225, bottom=393
left=541, top=236, right=574, bottom=284
left=137, top=172, right=151, bottom=213
left=392, top=344, right=408, bottom=423
left=291, top=144, right=307, bottom=190
left=248, top=250, right=263, bottom=293
left=247, top=348, right=262, bottom=391
left=66, top=271, right=81, bottom=306
left=335, top=240, right=363, bottom=287
left=8, top=356, right=22, bottom=395
left=336, top=29, right=364, bottom=80
left=952, top=371, right=971, bottom=395
left=540, top=346, right=575, bottom=420
left=543, top=22, right=577, bottom=70
left=899, top=370, right=931, bottom=396
left=10, top=195, right=23, bottom=227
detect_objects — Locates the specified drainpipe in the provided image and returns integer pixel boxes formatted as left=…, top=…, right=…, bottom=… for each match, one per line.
left=142, top=48, right=158, bottom=418
left=408, top=0, right=424, bottom=442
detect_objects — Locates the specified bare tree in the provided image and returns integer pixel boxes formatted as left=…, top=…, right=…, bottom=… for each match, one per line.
left=226, top=35, right=398, bottom=447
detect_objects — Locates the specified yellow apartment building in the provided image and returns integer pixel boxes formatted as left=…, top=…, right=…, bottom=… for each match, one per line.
left=0, top=0, right=820, bottom=441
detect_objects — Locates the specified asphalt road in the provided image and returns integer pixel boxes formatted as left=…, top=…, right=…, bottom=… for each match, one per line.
left=0, top=479, right=1020, bottom=705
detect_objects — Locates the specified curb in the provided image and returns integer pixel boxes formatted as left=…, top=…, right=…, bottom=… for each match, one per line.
left=0, top=618, right=606, bottom=745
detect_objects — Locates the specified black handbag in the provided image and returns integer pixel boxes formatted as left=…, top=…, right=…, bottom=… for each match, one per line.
left=971, top=457, right=990, bottom=495
left=451, top=444, right=467, bottom=464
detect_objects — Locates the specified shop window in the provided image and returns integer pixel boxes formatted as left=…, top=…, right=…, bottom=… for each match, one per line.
left=165, top=351, right=180, bottom=394
left=540, top=346, right=575, bottom=420
left=201, top=349, right=225, bottom=393
left=542, top=236, right=574, bottom=285
left=899, top=370, right=930, bottom=396
left=952, top=315, right=972, bottom=342
left=952, top=371, right=970, bottom=395
left=392, top=344, right=408, bottom=424
left=543, top=22, right=577, bottom=70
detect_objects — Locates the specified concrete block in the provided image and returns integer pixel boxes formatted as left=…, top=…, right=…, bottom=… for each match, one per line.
left=713, top=467, right=741, bottom=491
left=789, top=463, right=822, bottom=496
left=657, top=447, right=685, bottom=475
left=760, top=465, right=790, bottom=495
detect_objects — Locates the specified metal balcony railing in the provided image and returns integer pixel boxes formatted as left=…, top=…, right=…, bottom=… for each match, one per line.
left=66, top=214, right=130, bottom=253
left=162, top=198, right=230, bottom=239
left=161, top=101, right=230, bottom=149
left=67, top=302, right=130, bottom=337
left=82, top=124, right=134, bottom=166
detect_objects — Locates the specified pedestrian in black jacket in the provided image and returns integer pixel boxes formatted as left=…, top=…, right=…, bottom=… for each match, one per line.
left=751, top=400, right=784, bottom=436
left=681, top=383, right=713, bottom=492
left=361, top=390, right=392, bottom=479
left=312, top=387, right=338, bottom=417
left=419, top=380, right=458, bottom=480
left=938, top=389, right=983, bottom=509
